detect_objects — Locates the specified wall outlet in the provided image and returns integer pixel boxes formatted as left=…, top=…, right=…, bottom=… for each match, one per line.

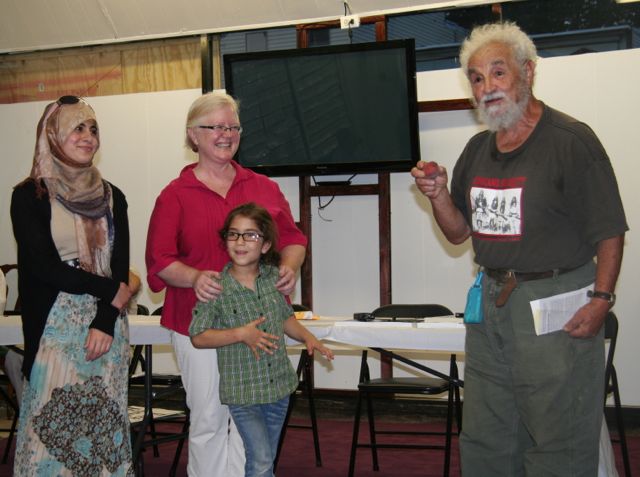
left=340, top=15, right=360, bottom=29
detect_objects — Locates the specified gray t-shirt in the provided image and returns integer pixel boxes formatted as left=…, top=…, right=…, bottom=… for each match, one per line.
left=451, top=104, right=627, bottom=271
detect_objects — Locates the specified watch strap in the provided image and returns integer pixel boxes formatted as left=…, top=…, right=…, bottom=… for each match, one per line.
left=587, top=289, right=616, bottom=305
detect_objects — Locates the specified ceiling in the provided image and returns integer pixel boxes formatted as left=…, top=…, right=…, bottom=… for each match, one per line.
left=0, top=0, right=506, bottom=54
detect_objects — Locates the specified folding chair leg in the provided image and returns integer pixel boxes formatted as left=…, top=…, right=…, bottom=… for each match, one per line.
left=273, top=389, right=297, bottom=470
left=274, top=350, right=322, bottom=470
left=451, top=356, right=463, bottom=434
left=1, top=411, right=18, bottom=464
left=348, top=391, right=365, bottom=477
left=169, top=415, right=190, bottom=477
left=443, top=385, right=454, bottom=477
left=134, top=450, right=145, bottom=477
left=129, top=345, right=144, bottom=377
left=305, top=374, right=322, bottom=467
left=612, top=370, right=631, bottom=477
left=454, top=386, right=462, bottom=434
left=364, top=392, right=380, bottom=471
left=149, top=417, right=160, bottom=457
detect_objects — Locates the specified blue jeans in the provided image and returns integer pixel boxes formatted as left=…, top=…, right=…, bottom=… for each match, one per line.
left=229, top=396, right=290, bottom=477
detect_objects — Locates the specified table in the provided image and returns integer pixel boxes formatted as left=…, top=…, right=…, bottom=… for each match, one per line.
left=2, top=314, right=466, bottom=387
left=1, top=315, right=466, bottom=387
left=2, top=314, right=465, bottom=473
left=307, top=316, right=465, bottom=352
left=2, top=314, right=466, bottom=350
left=1, top=314, right=173, bottom=346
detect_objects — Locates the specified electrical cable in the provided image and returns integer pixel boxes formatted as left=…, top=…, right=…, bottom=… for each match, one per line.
left=343, top=1, right=354, bottom=43
left=311, top=173, right=358, bottom=221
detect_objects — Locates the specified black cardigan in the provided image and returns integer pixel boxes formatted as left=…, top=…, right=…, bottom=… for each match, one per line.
left=10, top=179, right=130, bottom=379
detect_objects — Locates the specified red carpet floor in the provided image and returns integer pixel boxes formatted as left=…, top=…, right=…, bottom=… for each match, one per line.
left=277, top=419, right=460, bottom=477
left=1, top=418, right=638, bottom=476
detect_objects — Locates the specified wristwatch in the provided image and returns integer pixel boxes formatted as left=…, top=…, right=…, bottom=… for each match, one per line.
left=587, top=289, right=616, bottom=306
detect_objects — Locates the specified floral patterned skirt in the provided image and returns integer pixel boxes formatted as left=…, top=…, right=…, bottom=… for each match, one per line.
left=14, top=292, right=133, bottom=477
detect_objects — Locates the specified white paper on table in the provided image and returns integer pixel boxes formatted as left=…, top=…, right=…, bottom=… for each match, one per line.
left=529, top=283, right=593, bottom=335
left=334, top=321, right=415, bottom=328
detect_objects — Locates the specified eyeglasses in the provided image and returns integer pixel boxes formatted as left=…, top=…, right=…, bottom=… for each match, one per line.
left=197, top=125, right=243, bottom=134
left=224, top=231, right=263, bottom=242
left=57, top=95, right=81, bottom=105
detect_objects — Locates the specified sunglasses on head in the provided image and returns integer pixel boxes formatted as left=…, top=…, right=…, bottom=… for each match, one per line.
left=56, top=95, right=81, bottom=105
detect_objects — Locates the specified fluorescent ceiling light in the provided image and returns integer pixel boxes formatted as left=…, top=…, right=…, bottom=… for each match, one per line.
left=615, top=0, right=640, bottom=3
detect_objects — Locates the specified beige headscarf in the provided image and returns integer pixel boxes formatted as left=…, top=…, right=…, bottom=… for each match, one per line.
left=29, top=99, right=112, bottom=276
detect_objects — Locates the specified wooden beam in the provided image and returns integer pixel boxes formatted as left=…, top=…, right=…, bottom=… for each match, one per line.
left=418, top=98, right=474, bottom=113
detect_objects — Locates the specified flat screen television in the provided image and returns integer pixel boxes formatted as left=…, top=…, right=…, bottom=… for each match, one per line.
left=223, top=39, right=420, bottom=177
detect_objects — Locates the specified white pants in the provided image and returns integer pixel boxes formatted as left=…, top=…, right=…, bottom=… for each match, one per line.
left=172, top=332, right=245, bottom=477
left=599, top=420, right=619, bottom=477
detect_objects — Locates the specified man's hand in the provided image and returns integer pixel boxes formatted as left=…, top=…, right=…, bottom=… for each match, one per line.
left=563, top=300, right=609, bottom=338
left=85, top=328, right=113, bottom=361
left=193, top=270, right=223, bottom=302
left=411, top=160, right=448, bottom=200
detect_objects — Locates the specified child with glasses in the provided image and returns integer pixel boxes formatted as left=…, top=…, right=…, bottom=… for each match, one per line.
left=189, top=202, right=333, bottom=477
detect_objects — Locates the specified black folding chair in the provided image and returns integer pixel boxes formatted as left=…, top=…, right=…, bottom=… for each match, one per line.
left=603, top=312, right=631, bottom=477
left=348, top=304, right=462, bottom=477
left=129, top=306, right=189, bottom=476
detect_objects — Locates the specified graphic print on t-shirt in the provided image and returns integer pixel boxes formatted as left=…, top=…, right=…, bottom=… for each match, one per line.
left=470, top=176, right=525, bottom=240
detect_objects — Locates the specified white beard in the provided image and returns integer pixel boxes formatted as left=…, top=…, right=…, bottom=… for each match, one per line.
left=477, top=85, right=531, bottom=132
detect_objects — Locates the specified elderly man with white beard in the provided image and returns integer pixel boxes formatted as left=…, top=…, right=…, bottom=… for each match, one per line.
left=412, top=22, right=627, bottom=477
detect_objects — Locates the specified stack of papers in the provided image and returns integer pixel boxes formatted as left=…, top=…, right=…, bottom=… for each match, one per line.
left=294, top=310, right=318, bottom=320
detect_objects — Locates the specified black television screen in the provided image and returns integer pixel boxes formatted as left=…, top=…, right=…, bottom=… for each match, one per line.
left=223, top=39, right=420, bottom=177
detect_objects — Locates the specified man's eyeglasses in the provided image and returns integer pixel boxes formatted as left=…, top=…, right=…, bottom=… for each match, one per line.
left=197, top=125, right=243, bottom=134
left=224, top=231, right=263, bottom=242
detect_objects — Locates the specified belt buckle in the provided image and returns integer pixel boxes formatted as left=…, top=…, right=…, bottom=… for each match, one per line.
left=496, top=269, right=513, bottom=285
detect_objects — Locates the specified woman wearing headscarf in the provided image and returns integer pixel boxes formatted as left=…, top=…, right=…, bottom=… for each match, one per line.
left=146, top=91, right=307, bottom=476
left=11, top=96, right=134, bottom=476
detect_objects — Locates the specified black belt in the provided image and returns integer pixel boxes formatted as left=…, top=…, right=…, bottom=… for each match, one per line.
left=485, top=267, right=572, bottom=307
left=485, top=268, right=567, bottom=285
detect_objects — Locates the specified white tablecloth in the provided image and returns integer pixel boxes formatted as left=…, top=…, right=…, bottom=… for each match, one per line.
left=1, top=314, right=466, bottom=352
left=0, top=315, right=173, bottom=346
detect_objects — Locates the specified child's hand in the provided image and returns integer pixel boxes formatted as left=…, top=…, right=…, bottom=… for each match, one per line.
left=305, top=337, right=334, bottom=361
left=241, top=316, right=281, bottom=360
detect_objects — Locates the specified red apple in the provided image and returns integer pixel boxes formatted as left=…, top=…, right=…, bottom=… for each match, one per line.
left=423, top=161, right=439, bottom=178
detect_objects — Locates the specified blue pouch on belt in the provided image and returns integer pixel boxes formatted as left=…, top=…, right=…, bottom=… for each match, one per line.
left=463, top=271, right=484, bottom=324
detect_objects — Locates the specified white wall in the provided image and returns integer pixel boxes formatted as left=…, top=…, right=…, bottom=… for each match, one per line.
left=1, top=49, right=638, bottom=404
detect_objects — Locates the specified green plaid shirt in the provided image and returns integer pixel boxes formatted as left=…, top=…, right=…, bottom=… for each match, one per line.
left=190, top=262, right=298, bottom=405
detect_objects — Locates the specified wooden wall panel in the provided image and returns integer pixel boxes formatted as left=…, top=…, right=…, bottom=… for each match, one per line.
left=0, top=38, right=201, bottom=104
left=0, top=52, right=121, bottom=103
left=121, top=40, right=201, bottom=94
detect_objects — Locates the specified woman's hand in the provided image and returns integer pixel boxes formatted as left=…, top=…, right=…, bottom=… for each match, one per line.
left=193, top=270, right=223, bottom=302
left=111, top=282, right=132, bottom=312
left=240, top=316, right=280, bottom=360
left=85, top=328, right=114, bottom=361
left=276, top=265, right=297, bottom=296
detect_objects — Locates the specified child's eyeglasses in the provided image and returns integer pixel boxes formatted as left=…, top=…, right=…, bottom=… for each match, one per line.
left=225, top=231, right=263, bottom=242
